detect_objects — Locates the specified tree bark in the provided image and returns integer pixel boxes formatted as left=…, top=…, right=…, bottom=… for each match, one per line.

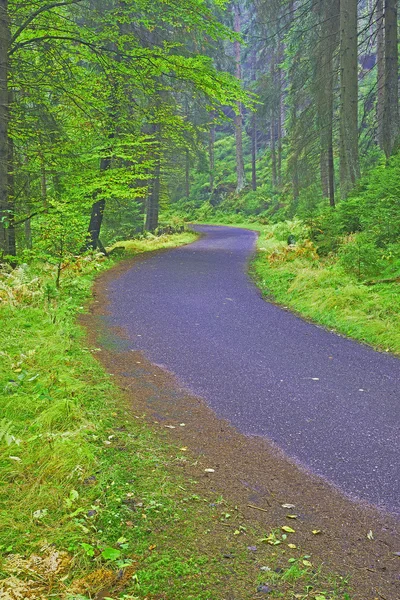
left=376, top=0, right=385, bottom=149
left=270, top=109, right=277, bottom=188
left=145, top=157, right=161, bottom=232
left=251, top=112, right=257, bottom=191
left=277, top=41, right=283, bottom=186
left=85, top=155, right=111, bottom=251
left=209, top=124, right=215, bottom=191
left=317, top=0, right=338, bottom=206
left=339, top=0, right=360, bottom=199
left=185, top=148, right=190, bottom=198
left=0, top=0, right=9, bottom=255
left=290, top=106, right=300, bottom=205
left=233, top=2, right=245, bottom=193
left=7, top=131, right=15, bottom=255
left=383, top=0, right=399, bottom=157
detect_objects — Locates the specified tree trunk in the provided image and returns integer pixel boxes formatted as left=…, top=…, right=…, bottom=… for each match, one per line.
left=251, top=113, right=257, bottom=191
left=317, top=0, right=338, bottom=206
left=277, top=101, right=282, bottom=186
left=145, top=158, right=161, bottom=232
left=233, top=2, right=245, bottom=193
left=320, top=149, right=329, bottom=198
left=0, top=0, right=9, bottom=255
left=383, top=0, right=399, bottom=157
left=277, top=41, right=283, bottom=186
left=86, top=198, right=106, bottom=251
left=376, top=0, right=385, bottom=149
left=85, top=155, right=111, bottom=251
left=185, top=148, right=190, bottom=198
left=251, top=48, right=257, bottom=192
left=270, top=110, right=277, bottom=188
left=209, top=124, right=215, bottom=191
left=7, top=132, right=15, bottom=255
left=339, top=0, right=360, bottom=198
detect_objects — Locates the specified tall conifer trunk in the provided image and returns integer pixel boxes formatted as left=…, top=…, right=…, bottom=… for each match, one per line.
left=339, top=0, right=360, bottom=198
left=209, top=124, right=215, bottom=191
left=7, top=132, right=15, bottom=255
left=383, top=0, right=399, bottom=157
left=270, top=109, right=277, bottom=187
left=185, top=149, right=190, bottom=198
left=233, top=2, right=245, bottom=193
left=317, top=0, right=338, bottom=206
left=145, top=157, right=161, bottom=232
left=251, top=49, right=257, bottom=191
left=0, top=0, right=9, bottom=254
left=277, top=41, right=283, bottom=186
left=376, top=0, right=385, bottom=149
left=251, top=113, right=257, bottom=191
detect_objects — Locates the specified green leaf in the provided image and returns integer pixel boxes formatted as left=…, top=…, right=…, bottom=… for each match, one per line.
left=101, top=547, right=121, bottom=561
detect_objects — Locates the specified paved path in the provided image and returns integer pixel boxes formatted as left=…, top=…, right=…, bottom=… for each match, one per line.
left=108, top=225, right=400, bottom=514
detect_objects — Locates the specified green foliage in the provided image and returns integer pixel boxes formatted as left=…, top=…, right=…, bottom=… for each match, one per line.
left=251, top=223, right=400, bottom=353
left=2, top=0, right=251, bottom=258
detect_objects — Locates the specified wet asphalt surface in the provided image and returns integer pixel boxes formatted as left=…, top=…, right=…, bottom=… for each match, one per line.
left=108, top=225, right=400, bottom=514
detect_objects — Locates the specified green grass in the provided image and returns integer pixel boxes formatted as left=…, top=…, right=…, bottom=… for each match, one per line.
left=0, top=231, right=351, bottom=599
left=251, top=226, right=400, bottom=355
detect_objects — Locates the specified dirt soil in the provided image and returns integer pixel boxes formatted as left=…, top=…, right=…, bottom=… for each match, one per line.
left=80, top=254, right=400, bottom=600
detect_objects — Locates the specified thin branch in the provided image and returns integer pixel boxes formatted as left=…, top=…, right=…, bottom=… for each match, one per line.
left=11, top=0, right=84, bottom=45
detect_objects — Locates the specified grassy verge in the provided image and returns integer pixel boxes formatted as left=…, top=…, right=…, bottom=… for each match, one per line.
left=0, top=231, right=350, bottom=599
left=190, top=218, right=400, bottom=355
left=251, top=226, right=400, bottom=355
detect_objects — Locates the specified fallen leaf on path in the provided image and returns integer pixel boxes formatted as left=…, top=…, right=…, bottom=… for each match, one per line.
left=281, top=526, right=295, bottom=533
left=312, top=529, right=322, bottom=535
left=286, top=514, right=297, bottom=519
left=204, top=468, right=215, bottom=473
left=367, top=530, right=374, bottom=540
left=165, top=425, right=176, bottom=429
left=288, top=543, right=297, bottom=549
left=302, top=559, right=312, bottom=567
left=281, top=503, right=295, bottom=509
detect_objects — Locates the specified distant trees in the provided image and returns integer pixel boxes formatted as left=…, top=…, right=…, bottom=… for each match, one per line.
left=213, top=0, right=400, bottom=209
left=3, top=0, right=400, bottom=260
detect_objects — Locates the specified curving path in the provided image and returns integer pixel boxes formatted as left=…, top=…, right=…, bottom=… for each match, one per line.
left=108, top=225, right=400, bottom=514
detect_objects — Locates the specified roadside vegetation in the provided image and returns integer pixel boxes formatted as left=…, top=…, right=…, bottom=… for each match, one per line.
left=0, top=232, right=351, bottom=599
left=169, top=131, right=400, bottom=355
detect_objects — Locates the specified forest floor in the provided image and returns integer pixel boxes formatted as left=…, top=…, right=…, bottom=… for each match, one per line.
left=1, top=230, right=399, bottom=600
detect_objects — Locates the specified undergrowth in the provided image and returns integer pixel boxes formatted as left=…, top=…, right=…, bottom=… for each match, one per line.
left=0, top=231, right=350, bottom=599
left=250, top=223, right=400, bottom=355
